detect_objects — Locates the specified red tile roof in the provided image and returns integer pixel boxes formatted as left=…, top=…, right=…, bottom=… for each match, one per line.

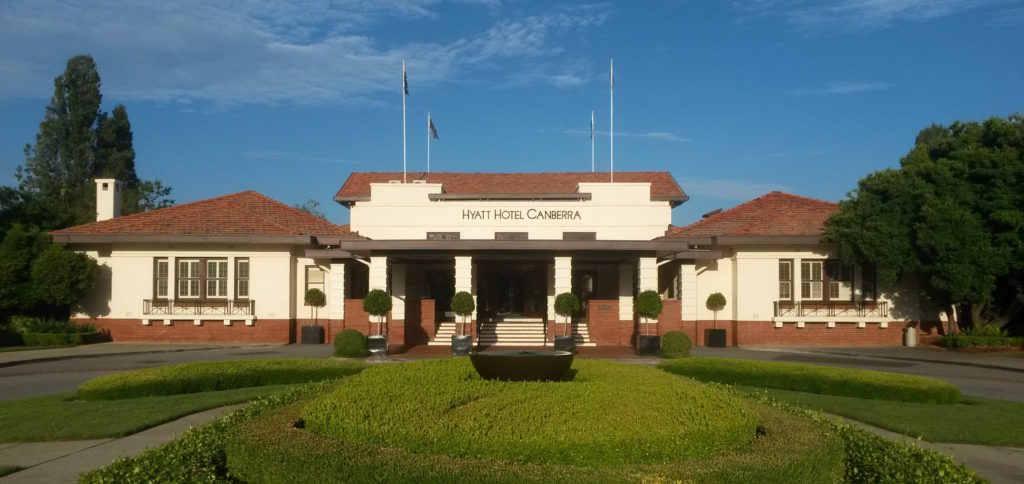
left=334, top=172, right=686, bottom=201
left=667, top=191, right=837, bottom=238
left=52, top=191, right=358, bottom=238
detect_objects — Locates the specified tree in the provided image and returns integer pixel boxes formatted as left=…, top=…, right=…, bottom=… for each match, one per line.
left=0, top=226, right=50, bottom=318
left=293, top=199, right=327, bottom=220
left=553, top=292, right=580, bottom=337
left=30, top=245, right=99, bottom=317
left=705, top=293, right=726, bottom=329
left=304, top=288, right=326, bottom=326
left=363, top=289, right=392, bottom=336
left=824, top=114, right=1024, bottom=334
left=450, top=291, right=475, bottom=336
left=635, top=290, right=663, bottom=336
left=17, top=55, right=172, bottom=229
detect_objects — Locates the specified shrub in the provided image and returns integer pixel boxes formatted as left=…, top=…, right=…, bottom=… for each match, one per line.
left=302, top=359, right=757, bottom=466
left=634, top=290, right=662, bottom=320
left=333, top=329, right=368, bottom=358
left=304, top=288, right=326, bottom=325
left=706, top=292, right=726, bottom=323
left=362, top=289, right=391, bottom=317
left=449, top=291, right=474, bottom=321
left=658, top=358, right=961, bottom=404
left=661, top=330, right=691, bottom=358
left=8, top=316, right=96, bottom=334
left=77, top=359, right=366, bottom=400
left=22, top=331, right=104, bottom=346
left=937, top=334, right=1024, bottom=349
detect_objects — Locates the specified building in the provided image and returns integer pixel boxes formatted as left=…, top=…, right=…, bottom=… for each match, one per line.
left=53, top=173, right=943, bottom=348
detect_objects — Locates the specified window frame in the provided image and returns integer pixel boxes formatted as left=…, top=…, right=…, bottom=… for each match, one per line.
left=176, top=258, right=202, bottom=299
left=778, top=259, right=793, bottom=301
left=304, top=265, right=326, bottom=306
left=235, top=258, right=250, bottom=300
left=205, top=259, right=229, bottom=299
left=800, top=260, right=824, bottom=300
left=154, top=258, right=169, bottom=300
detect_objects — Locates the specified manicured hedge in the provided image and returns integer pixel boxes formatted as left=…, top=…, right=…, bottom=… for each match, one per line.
left=77, top=359, right=366, bottom=400
left=333, top=329, right=368, bottom=357
left=937, top=334, right=1024, bottom=349
left=21, top=331, right=105, bottom=346
left=659, top=358, right=961, bottom=404
left=302, top=359, right=757, bottom=466
left=660, top=330, right=691, bottom=358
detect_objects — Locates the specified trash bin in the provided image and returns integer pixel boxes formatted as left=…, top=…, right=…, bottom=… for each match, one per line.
left=903, top=327, right=917, bottom=347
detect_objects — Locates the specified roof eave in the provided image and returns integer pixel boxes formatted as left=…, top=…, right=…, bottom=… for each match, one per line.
left=52, top=234, right=316, bottom=245
left=713, top=235, right=825, bottom=245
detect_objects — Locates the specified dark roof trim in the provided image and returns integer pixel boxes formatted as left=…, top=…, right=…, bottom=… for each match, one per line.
left=428, top=193, right=592, bottom=201
left=305, top=249, right=355, bottom=259
left=713, top=235, right=824, bottom=245
left=651, top=194, right=689, bottom=207
left=53, top=234, right=315, bottom=245
left=331, top=238, right=711, bottom=253
left=334, top=195, right=369, bottom=207
left=661, top=250, right=722, bottom=261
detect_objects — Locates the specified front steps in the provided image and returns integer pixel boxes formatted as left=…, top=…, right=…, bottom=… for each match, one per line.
left=427, top=317, right=595, bottom=346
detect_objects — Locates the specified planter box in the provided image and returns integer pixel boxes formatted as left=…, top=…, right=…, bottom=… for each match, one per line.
left=636, top=335, right=661, bottom=356
left=705, top=329, right=727, bottom=348
left=367, top=335, right=387, bottom=355
left=451, top=335, right=472, bottom=356
left=300, top=325, right=324, bottom=345
left=554, top=335, right=576, bottom=353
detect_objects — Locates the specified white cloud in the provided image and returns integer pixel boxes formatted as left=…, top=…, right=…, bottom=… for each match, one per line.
left=557, top=128, right=692, bottom=143
left=791, top=81, right=895, bottom=95
left=678, top=178, right=789, bottom=200
left=733, top=0, right=988, bottom=31
left=0, top=1, right=608, bottom=105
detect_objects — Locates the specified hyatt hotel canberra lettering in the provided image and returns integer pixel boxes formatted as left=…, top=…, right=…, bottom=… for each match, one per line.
left=462, top=208, right=583, bottom=221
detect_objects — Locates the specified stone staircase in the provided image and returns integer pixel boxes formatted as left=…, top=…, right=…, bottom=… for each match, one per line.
left=428, top=317, right=594, bottom=346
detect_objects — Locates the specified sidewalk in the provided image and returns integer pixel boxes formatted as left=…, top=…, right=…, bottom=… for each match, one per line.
left=832, top=414, right=1024, bottom=484
left=0, top=404, right=242, bottom=484
left=0, top=343, right=252, bottom=368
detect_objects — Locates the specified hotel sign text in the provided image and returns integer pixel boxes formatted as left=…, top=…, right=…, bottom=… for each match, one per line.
left=461, top=208, right=581, bottom=221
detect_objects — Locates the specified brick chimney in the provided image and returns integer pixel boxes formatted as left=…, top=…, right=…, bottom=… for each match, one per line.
left=94, top=179, right=122, bottom=222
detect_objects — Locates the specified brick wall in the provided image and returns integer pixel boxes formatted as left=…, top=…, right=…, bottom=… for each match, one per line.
left=421, top=299, right=436, bottom=342
left=657, top=300, right=682, bottom=334
left=343, top=299, right=371, bottom=335
left=586, top=300, right=634, bottom=345
left=73, top=318, right=293, bottom=343
left=734, top=320, right=923, bottom=347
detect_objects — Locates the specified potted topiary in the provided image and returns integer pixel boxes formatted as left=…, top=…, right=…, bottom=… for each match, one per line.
left=363, top=288, right=392, bottom=355
left=450, top=291, right=475, bottom=355
left=301, top=288, right=326, bottom=344
left=705, top=292, right=727, bottom=347
left=635, top=290, right=663, bottom=356
left=553, top=292, right=580, bottom=353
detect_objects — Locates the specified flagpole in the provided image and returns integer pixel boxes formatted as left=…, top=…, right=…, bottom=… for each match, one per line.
left=402, top=58, right=407, bottom=183
left=610, top=57, right=614, bottom=183
left=427, top=112, right=431, bottom=173
left=591, top=110, right=595, bottom=172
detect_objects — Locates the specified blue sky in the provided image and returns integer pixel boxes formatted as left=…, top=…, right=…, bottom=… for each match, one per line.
left=1, top=0, right=1021, bottom=227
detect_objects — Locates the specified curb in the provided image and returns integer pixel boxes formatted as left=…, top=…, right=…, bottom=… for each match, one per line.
left=750, top=347, right=1024, bottom=374
left=0, top=345, right=248, bottom=369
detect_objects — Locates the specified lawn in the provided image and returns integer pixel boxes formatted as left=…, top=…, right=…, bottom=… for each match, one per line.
left=737, top=386, right=1024, bottom=448
left=0, top=384, right=294, bottom=442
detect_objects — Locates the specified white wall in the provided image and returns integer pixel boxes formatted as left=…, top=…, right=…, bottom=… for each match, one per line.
left=350, top=182, right=672, bottom=240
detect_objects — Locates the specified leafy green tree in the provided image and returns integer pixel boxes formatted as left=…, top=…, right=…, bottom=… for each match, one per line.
left=30, top=244, right=99, bottom=316
left=304, top=288, right=326, bottom=326
left=825, top=114, right=1024, bottom=333
left=363, top=289, right=392, bottom=335
left=293, top=199, right=327, bottom=220
left=450, top=291, right=475, bottom=336
left=17, top=55, right=172, bottom=228
left=635, top=290, right=663, bottom=336
left=705, top=293, right=726, bottom=328
left=553, top=292, right=580, bottom=336
left=0, top=225, right=50, bottom=318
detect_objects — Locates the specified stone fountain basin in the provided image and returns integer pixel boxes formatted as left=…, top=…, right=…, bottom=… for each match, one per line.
left=469, top=350, right=574, bottom=382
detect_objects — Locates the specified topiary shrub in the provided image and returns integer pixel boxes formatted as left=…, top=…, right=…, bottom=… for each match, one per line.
left=635, top=290, right=662, bottom=336
left=304, top=288, right=326, bottom=326
left=553, top=292, right=580, bottom=336
left=363, top=289, right=392, bottom=335
left=450, top=291, right=475, bottom=336
left=706, top=292, right=726, bottom=328
left=661, top=331, right=691, bottom=358
left=334, top=329, right=368, bottom=358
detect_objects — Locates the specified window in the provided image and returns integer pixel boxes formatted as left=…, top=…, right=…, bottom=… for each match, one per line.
left=862, top=265, right=877, bottom=301
left=206, top=260, right=228, bottom=298
left=778, top=260, right=792, bottom=300
left=154, top=258, right=169, bottom=298
left=177, top=259, right=201, bottom=298
left=826, top=262, right=853, bottom=301
left=236, top=258, right=250, bottom=299
left=305, top=266, right=325, bottom=304
left=800, top=260, right=823, bottom=300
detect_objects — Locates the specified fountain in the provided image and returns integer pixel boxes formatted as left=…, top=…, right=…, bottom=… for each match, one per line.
left=469, top=350, right=574, bottom=381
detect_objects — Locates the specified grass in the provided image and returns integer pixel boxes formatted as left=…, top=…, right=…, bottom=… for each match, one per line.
left=659, top=357, right=961, bottom=403
left=737, top=386, right=1024, bottom=447
left=77, top=358, right=367, bottom=400
left=303, top=358, right=758, bottom=466
left=0, top=384, right=294, bottom=442
left=0, top=465, right=22, bottom=477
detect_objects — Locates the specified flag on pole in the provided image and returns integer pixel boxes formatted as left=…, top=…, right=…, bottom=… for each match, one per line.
left=590, top=113, right=594, bottom=140
left=403, top=61, right=409, bottom=96
left=429, top=117, right=438, bottom=139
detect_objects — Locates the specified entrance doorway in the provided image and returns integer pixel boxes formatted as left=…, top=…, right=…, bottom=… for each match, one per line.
left=478, top=261, right=547, bottom=320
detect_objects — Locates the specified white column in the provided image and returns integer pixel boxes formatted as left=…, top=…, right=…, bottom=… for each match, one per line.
left=681, top=264, right=697, bottom=321
left=793, top=258, right=802, bottom=301
left=553, top=256, right=572, bottom=325
left=369, top=256, right=388, bottom=292
left=328, top=262, right=346, bottom=320
left=618, top=263, right=633, bottom=320
left=638, top=256, right=658, bottom=324
left=391, top=264, right=406, bottom=321
left=546, top=263, right=556, bottom=321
